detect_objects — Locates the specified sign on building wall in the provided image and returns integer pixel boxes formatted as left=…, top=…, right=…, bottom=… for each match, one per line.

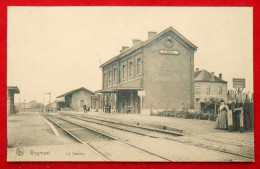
left=233, top=78, right=246, bottom=88
left=159, top=50, right=179, bottom=55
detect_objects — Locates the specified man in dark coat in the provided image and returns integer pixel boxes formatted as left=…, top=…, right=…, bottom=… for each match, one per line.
left=83, top=104, right=87, bottom=113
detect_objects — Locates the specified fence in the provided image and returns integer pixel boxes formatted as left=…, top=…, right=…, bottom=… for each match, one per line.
left=151, top=102, right=254, bottom=128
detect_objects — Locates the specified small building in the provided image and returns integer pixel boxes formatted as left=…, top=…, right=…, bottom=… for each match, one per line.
left=97, top=26, right=197, bottom=114
left=7, top=86, right=20, bottom=115
left=194, top=69, right=227, bottom=112
left=56, top=87, right=95, bottom=111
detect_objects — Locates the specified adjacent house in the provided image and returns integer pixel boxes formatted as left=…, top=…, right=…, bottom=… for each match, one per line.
left=56, top=87, right=95, bottom=111
left=97, top=26, right=197, bottom=114
left=7, top=86, right=20, bottom=115
left=194, top=68, right=228, bottom=112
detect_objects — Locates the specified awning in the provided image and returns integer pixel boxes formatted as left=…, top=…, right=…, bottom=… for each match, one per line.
left=7, top=86, right=20, bottom=94
left=96, top=87, right=143, bottom=93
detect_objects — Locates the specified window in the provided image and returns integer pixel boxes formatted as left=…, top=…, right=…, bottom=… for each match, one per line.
left=195, top=86, right=200, bottom=94
left=129, top=62, right=133, bottom=77
left=113, top=68, right=116, bottom=82
left=104, top=72, right=107, bottom=85
left=206, top=86, right=210, bottom=94
left=137, top=58, right=141, bottom=75
left=218, top=86, right=222, bottom=94
left=108, top=70, right=111, bottom=84
left=122, top=65, right=126, bottom=80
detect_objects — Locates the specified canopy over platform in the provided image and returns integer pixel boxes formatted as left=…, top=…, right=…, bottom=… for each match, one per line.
left=96, top=87, right=143, bottom=93
left=7, top=86, right=20, bottom=94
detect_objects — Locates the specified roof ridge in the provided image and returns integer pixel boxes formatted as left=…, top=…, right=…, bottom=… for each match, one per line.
left=194, top=69, right=227, bottom=83
left=56, top=87, right=94, bottom=98
left=100, top=26, right=197, bottom=68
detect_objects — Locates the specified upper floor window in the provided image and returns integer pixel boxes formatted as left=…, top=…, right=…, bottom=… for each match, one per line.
left=122, top=65, right=126, bottom=80
left=206, top=86, right=210, bottom=94
left=129, top=62, right=133, bottom=77
left=137, top=58, right=141, bottom=75
left=113, top=67, right=117, bottom=83
left=218, top=86, right=222, bottom=94
left=195, top=86, right=200, bottom=94
left=108, top=70, right=111, bottom=84
left=104, top=72, right=107, bottom=84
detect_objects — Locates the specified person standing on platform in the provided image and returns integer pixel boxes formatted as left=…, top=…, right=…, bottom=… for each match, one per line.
left=87, top=104, right=90, bottom=112
left=83, top=104, right=87, bottom=113
left=216, top=100, right=228, bottom=129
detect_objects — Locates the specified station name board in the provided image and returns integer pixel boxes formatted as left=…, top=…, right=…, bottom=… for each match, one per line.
left=159, top=50, right=179, bottom=55
left=233, top=78, right=245, bottom=88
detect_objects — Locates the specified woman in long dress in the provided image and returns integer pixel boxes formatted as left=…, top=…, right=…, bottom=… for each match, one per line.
left=216, top=102, right=228, bottom=129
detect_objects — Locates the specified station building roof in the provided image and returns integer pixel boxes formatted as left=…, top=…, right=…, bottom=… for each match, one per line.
left=194, top=70, right=227, bottom=84
left=7, top=86, right=20, bottom=94
left=56, top=87, right=95, bottom=98
left=100, top=26, right=198, bottom=68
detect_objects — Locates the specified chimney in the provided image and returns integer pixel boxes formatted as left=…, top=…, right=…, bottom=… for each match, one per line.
left=219, top=73, right=222, bottom=79
left=148, top=31, right=157, bottom=39
left=132, top=39, right=141, bottom=46
left=120, top=46, right=129, bottom=53
left=211, top=72, right=214, bottom=81
left=196, top=68, right=199, bottom=72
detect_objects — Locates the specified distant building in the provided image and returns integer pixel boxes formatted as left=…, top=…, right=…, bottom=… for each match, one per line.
left=194, top=69, right=227, bottom=112
left=46, top=100, right=61, bottom=111
left=56, top=87, right=95, bottom=111
left=97, top=26, right=197, bottom=114
left=7, top=86, right=20, bottom=115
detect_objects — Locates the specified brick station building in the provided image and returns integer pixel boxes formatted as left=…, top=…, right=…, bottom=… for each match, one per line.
left=97, top=26, right=197, bottom=114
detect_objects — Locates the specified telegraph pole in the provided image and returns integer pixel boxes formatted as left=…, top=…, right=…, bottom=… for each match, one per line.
left=45, top=92, right=51, bottom=112
left=19, top=98, right=21, bottom=112
left=24, top=99, right=26, bottom=112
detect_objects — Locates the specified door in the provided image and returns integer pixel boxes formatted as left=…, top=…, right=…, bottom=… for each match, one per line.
left=80, top=100, right=84, bottom=108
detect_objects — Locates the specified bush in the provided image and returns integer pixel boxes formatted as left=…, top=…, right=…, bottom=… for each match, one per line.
left=152, top=108, right=217, bottom=121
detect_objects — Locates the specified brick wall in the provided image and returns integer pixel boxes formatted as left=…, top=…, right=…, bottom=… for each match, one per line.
left=143, top=32, right=194, bottom=110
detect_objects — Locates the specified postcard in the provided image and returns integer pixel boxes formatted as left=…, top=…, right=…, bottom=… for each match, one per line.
left=7, top=7, right=254, bottom=162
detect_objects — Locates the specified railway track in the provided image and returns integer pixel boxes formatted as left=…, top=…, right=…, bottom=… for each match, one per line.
left=42, top=114, right=171, bottom=161
left=59, top=113, right=182, bottom=139
left=54, top=112, right=254, bottom=161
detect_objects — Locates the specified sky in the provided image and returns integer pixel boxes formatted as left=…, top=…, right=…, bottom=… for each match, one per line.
left=7, top=7, right=253, bottom=104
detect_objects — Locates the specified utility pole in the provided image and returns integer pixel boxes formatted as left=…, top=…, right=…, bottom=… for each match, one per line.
left=24, top=99, right=26, bottom=112
left=19, top=98, right=21, bottom=112
left=45, top=92, right=51, bottom=112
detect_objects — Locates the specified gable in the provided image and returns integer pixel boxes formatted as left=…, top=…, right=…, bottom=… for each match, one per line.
left=144, top=31, right=194, bottom=54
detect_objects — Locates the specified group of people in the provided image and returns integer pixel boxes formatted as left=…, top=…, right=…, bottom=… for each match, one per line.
left=83, top=104, right=90, bottom=113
